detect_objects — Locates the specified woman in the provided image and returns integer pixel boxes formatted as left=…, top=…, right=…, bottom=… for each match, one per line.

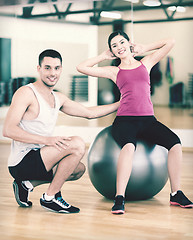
left=77, top=30, right=193, bottom=214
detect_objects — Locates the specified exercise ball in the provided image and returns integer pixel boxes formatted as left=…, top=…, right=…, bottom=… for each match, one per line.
left=88, top=126, right=168, bottom=201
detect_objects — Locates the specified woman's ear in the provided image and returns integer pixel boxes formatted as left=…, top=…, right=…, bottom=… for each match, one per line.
left=130, top=46, right=134, bottom=53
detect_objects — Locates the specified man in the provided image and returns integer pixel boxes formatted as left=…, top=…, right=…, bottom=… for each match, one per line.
left=3, top=49, right=120, bottom=214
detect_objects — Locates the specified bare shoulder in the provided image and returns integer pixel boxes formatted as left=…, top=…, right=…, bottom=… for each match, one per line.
left=107, top=65, right=119, bottom=73
left=8, top=85, right=36, bottom=116
left=12, top=85, right=35, bottom=102
left=140, top=57, right=152, bottom=73
left=105, top=66, right=119, bottom=82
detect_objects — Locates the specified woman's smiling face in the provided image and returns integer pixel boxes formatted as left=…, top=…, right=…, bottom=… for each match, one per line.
left=110, top=35, right=131, bottom=59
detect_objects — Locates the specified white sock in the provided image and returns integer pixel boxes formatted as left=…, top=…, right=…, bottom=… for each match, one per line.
left=171, top=191, right=177, bottom=196
left=22, top=181, right=33, bottom=191
left=44, top=193, right=55, bottom=201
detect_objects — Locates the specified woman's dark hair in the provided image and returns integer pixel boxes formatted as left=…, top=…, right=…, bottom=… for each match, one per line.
left=39, top=49, right=62, bottom=66
left=108, top=31, right=130, bottom=66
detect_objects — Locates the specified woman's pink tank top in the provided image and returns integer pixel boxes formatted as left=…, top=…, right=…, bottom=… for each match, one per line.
left=116, top=62, right=154, bottom=116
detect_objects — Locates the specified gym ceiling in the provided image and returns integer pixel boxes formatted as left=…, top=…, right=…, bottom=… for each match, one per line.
left=0, top=0, right=193, bottom=25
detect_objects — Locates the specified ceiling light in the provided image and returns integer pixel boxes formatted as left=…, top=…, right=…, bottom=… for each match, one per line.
left=167, top=6, right=186, bottom=12
left=143, top=0, right=161, bottom=7
left=176, top=6, right=186, bottom=13
left=100, top=11, right=122, bottom=19
left=167, top=6, right=176, bottom=11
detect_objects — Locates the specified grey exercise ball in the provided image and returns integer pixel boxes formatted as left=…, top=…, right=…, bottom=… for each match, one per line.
left=88, top=126, right=168, bottom=201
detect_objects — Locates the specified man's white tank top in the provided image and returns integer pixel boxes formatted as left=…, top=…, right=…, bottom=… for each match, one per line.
left=8, top=83, right=61, bottom=167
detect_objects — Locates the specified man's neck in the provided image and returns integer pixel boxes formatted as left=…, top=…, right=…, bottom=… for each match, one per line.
left=33, top=80, right=54, bottom=95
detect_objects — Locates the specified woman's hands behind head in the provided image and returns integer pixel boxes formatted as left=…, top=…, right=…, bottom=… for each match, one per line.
left=101, top=49, right=117, bottom=60
left=130, top=43, right=146, bottom=57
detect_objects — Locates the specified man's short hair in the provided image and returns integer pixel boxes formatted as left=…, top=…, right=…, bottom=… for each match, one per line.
left=39, top=49, right=62, bottom=66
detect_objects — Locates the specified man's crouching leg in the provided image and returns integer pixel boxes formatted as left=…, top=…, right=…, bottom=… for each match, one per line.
left=40, top=136, right=86, bottom=213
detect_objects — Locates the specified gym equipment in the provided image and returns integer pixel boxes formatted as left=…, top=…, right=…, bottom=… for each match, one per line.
left=88, top=126, right=168, bottom=201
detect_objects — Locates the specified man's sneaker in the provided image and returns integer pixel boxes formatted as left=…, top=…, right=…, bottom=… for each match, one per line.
left=170, top=190, right=193, bottom=208
left=40, top=191, right=80, bottom=214
left=13, top=180, right=33, bottom=207
left=111, top=195, right=125, bottom=214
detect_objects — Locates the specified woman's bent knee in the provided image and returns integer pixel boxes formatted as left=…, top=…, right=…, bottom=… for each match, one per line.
left=169, top=143, right=182, bottom=152
left=123, top=143, right=135, bottom=152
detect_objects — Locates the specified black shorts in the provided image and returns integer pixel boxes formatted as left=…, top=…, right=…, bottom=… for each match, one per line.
left=112, top=116, right=181, bottom=150
left=8, top=149, right=53, bottom=182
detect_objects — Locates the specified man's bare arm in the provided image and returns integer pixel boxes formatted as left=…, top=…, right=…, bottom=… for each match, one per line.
left=3, top=87, right=70, bottom=151
left=58, top=92, right=120, bottom=119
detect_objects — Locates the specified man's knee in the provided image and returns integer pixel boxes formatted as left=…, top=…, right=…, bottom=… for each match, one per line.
left=71, top=136, right=86, bottom=158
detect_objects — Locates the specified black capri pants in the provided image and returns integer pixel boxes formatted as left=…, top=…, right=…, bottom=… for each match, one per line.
left=112, top=116, right=181, bottom=150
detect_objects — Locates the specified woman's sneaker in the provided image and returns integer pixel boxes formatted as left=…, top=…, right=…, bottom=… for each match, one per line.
left=13, top=180, right=33, bottom=207
left=40, top=191, right=80, bottom=214
left=111, top=195, right=125, bottom=214
left=170, top=190, right=193, bottom=208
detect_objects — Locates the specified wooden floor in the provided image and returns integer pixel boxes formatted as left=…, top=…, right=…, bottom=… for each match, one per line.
left=0, top=144, right=193, bottom=240
left=0, top=106, right=193, bottom=240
